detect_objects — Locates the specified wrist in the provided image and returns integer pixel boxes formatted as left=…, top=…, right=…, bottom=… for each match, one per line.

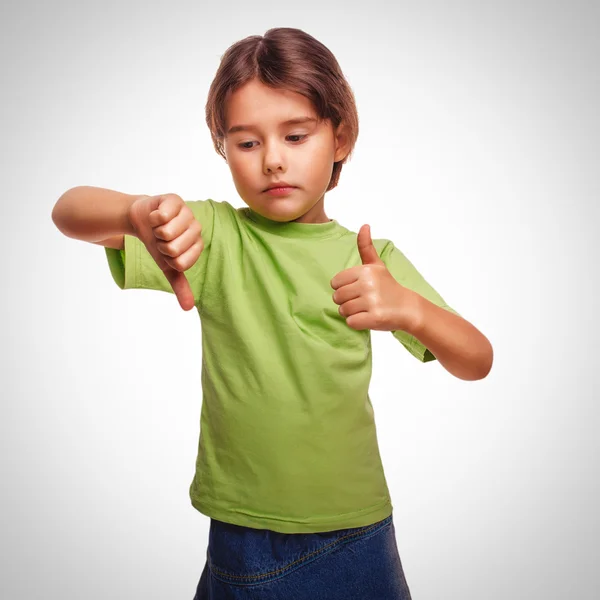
left=401, top=289, right=425, bottom=336
left=126, top=195, right=151, bottom=237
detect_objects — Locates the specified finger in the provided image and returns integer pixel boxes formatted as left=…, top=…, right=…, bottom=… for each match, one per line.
left=330, top=265, right=362, bottom=290
left=344, top=312, right=371, bottom=331
left=339, top=296, right=367, bottom=318
left=148, top=195, right=184, bottom=230
left=163, top=269, right=196, bottom=311
left=357, top=224, right=384, bottom=265
left=163, top=238, right=204, bottom=272
left=332, top=280, right=361, bottom=305
left=156, top=250, right=197, bottom=310
left=156, top=222, right=203, bottom=259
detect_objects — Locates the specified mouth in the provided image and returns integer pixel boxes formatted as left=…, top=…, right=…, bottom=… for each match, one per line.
left=263, top=182, right=297, bottom=192
left=263, top=184, right=298, bottom=195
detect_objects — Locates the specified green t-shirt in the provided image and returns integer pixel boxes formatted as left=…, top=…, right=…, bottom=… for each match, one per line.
left=105, top=199, right=460, bottom=533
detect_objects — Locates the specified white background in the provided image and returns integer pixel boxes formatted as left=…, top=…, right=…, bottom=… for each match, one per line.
left=2, top=0, right=598, bottom=598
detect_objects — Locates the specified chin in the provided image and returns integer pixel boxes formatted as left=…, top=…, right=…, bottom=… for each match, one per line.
left=267, top=212, right=298, bottom=223
left=256, top=200, right=308, bottom=222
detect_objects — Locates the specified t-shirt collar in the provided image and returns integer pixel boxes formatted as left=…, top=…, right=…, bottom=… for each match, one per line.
left=244, top=208, right=347, bottom=240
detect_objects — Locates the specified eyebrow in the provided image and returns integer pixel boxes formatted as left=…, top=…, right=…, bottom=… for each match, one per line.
left=226, top=116, right=317, bottom=135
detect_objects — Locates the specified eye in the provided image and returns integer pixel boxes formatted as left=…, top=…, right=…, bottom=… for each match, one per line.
left=236, top=134, right=307, bottom=150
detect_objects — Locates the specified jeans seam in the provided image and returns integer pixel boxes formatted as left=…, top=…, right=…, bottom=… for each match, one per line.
left=208, top=515, right=392, bottom=584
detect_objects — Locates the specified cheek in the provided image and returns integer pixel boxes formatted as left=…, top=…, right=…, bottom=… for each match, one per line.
left=227, top=153, right=252, bottom=180
left=307, top=137, right=336, bottom=162
left=304, top=143, right=335, bottom=176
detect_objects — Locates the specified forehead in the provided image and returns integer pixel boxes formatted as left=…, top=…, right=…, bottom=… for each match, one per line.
left=225, top=79, right=319, bottom=131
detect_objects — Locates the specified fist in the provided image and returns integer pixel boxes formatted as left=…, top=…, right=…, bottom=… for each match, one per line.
left=128, top=193, right=204, bottom=311
left=330, top=224, right=418, bottom=332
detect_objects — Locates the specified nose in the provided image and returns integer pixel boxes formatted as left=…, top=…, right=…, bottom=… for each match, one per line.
left=263, top=140, right=285, bottom=174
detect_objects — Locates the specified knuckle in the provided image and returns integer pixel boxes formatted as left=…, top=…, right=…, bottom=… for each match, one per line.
left=162, top=192, right=181, bottom=202
left=156, top=224, right=173, bottom=240
left=364, top=277, right=376, bottom=290
left=162, top=256, right=174, bottom=271
left=156, top=240, right=172, bottom=256
left=170, top=255, right=184, bottom=271
left=363, top=265, right=375, bottom=278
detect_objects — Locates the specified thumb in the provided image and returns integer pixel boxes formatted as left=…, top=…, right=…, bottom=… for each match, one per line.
left=162, top=268, right=196, bottom=311
left=357, top=224, right=384, bottom=265
left=134, top=195, right=197, bottom=312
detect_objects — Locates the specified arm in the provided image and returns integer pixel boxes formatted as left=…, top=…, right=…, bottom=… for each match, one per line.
left=90, top=235, right=125, bottom=249
left=406, top=294, right=493, bottom=381
left=51, top=186, right=148, bottom=243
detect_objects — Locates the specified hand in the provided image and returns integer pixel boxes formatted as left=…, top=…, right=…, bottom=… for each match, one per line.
left=330, top=225, right=419, bottom=331
left=128, top=193, right=204, bottom=311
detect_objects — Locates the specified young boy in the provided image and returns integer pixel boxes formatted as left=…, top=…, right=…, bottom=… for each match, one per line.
left=52, top=26, right=492, bottom=600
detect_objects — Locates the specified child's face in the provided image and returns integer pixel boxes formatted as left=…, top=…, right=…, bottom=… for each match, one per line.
left=223, top=79, right=349, bottom=224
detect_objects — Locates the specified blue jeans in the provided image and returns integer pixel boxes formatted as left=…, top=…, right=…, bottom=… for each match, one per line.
left=192, top=512, right=412, bottom=599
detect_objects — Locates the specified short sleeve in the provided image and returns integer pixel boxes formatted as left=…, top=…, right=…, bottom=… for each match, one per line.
left=104, top=199, right=215, bottom=307
left=379, top=240, right=461, bottom=363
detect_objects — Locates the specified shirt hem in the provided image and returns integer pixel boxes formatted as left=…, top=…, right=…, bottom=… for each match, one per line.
left=190, top=495, right=394, bottom=533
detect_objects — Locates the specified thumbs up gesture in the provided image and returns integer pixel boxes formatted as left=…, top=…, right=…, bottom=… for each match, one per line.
left=330, top=225, right=418, bottom=331
left=128, top=193, right=204, bottom=312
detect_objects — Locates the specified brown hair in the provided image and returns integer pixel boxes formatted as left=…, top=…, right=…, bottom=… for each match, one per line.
left=205, top=27, right=359, bottom=192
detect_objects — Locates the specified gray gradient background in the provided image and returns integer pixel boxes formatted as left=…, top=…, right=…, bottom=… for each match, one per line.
left=2, top=0, right=598, bottom=598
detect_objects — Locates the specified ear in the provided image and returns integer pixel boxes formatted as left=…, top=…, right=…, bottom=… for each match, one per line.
left=333, top=122, right=351, bottom=162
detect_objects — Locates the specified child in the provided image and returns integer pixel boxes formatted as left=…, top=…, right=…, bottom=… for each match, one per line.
left=52, top=27, right=493, bottom=600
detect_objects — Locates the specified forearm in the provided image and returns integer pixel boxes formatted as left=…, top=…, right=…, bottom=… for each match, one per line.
left=51, top=186, right=143, bottom=242
left=406, top=294, right=493, bottom=381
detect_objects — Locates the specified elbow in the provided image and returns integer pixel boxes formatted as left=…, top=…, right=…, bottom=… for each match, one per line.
left=51, top=201, right=66, bottom=234
left=457, top=340, right=494, bottom=382
left=51, top=187, right=79, bottom=236
left=51, top=200, right=64, bottom=230
left=484, top=347, right=494, bottom=378
left=475, top=343, right=494, bottom=380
